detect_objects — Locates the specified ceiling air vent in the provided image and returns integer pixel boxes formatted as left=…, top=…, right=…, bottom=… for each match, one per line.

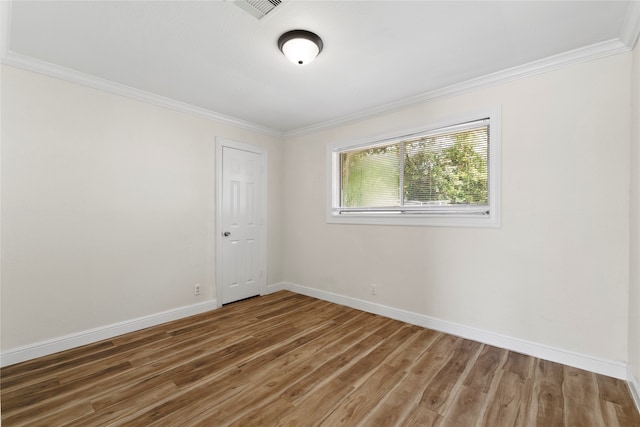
left=234, top=0, right=283, bottom=20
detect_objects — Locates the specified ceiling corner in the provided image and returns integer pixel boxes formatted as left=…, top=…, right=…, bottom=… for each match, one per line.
left=1, top=0, right=13, bottom=58
left=620, top=0, right=640, bottom=48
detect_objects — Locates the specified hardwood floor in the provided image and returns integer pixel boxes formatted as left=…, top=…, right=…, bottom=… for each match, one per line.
left=2, top=291, right=639, bottom=426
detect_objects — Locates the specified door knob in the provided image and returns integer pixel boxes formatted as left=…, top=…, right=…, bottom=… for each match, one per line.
left=223, top=231, right=231, bottom=237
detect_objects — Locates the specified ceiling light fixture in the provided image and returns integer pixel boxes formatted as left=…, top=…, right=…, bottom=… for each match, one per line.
left=277, top=30, right=323, bottom=66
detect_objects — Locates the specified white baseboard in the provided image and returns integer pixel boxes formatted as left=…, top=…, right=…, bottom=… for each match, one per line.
left=2, top=281, right=633, bottom=386
left=265, top=281, right=287, bottom=294
left=1, top=299, right=218, bottom=367
left=630, top=365, right=640, bottom=413
left=277, top=281, right=628, bottom=380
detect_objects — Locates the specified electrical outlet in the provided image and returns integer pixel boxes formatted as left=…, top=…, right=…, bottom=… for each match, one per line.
left=370, top=284, right=377, bottom=295
left=194, top=284, right=201, bottom=296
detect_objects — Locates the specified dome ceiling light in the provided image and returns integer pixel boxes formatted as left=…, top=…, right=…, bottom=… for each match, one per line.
left=277, top=30, right=323, bottom=66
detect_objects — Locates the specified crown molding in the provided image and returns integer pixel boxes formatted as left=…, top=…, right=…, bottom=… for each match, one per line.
left=0, top=1, right=282, bottom=138
left=4, top=37, right=627, bottom=140
left=621, top=0, right=640, bottom=48
left=284, top=38, right=630, bottom=137
left=0, top=51, right=283, bottom=138
left=2, top=0, right=638, bottom=139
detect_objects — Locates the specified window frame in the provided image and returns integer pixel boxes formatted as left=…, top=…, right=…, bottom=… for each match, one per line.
left=326, top=107, right=501, bottom=228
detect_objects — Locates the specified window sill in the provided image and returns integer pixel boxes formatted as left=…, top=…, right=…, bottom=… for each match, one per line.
left=327, top=212, right=500, bottom=228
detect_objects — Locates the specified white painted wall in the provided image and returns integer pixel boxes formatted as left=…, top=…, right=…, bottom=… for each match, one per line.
left=630, top=39, right=640, bottom=384
left=0, top=65, right=283, bottom=351
left=283, top=53, right=631, bottom=363
left=1, top=50, right=636, bottom=375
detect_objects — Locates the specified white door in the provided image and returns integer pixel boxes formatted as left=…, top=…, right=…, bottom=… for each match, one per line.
left=219, top=144, right=264, bottom=304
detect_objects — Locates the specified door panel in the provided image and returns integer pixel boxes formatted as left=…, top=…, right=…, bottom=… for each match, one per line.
left=221, top=146, right=262, bottom=304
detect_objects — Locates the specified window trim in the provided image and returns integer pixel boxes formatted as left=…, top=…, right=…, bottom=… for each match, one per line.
left=326, top=107, right=501, bottom=228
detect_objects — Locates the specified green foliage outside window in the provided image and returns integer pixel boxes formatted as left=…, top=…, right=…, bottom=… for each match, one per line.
left=341, top=127, right=488, bottom=209
left=341, top=144, right=400, bottom=207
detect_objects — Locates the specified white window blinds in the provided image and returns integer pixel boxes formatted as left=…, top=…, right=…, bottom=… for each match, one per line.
left=337, top=119, right=490, bottom=215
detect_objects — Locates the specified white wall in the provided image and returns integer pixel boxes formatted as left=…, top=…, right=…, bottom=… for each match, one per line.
left=283, top=53, right=631, bottom=363
left=0, top=65, right=283, bottom=351
left=1, top=50, right=636, bottom=374
left=630, top=39, right=640, bottom=385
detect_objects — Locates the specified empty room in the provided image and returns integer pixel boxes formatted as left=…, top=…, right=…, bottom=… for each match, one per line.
left=2, top=0, right=640, bottom=425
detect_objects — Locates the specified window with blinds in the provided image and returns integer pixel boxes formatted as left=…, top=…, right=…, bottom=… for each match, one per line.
left=328, top=110, right=500, bottom=227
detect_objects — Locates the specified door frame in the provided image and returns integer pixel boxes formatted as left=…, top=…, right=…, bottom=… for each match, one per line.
left=215, top=137, right=268, bottom=308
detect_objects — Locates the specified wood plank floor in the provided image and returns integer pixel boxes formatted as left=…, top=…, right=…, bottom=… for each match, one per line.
left=2, top=291, right=639, bottom=426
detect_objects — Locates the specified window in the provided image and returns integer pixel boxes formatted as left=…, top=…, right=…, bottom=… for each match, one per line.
left=327, top=109, right=500, bottom=227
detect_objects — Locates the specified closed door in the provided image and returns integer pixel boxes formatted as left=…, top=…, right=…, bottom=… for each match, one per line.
left=220, top=146, right=263, bottom=304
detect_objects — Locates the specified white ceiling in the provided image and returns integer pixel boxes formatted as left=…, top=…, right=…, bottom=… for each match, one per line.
left=2, top=1, right=639, bottom=134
